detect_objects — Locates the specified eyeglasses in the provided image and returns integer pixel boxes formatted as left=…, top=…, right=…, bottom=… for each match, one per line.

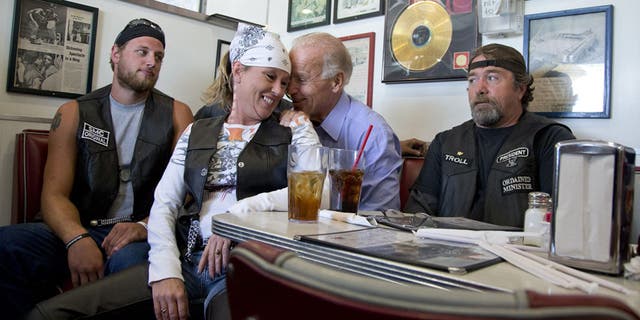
left=125, top=18, right=164, bottom=35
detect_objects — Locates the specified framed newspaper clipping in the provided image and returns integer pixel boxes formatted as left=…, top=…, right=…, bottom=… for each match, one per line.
left=523, top=5, right=613, bottom=118
left=7, top=0, right=98, bottom=98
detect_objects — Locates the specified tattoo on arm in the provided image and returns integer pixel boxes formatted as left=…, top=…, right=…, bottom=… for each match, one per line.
left=51, top=112, right=61, bottom=131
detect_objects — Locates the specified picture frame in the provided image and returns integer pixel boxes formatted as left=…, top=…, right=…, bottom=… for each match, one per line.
left=382, top=0, right=480, bottom=83
left=523, top=5, right=613, bottom=118
left=7, top=0, right=98, bottom=99
left=214, top=39, right=230, bottom=79
left=287, top=0, right=330, bottom=32
left=333, top=0, right=384, bottom=24
left=340, top=32, right=374, bottom=107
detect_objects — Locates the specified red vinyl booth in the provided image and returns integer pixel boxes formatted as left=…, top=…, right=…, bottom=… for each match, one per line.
left=227, top=240, right=639, bottom=320
left=400, top=156, right=424, bottom=210
left=12, top=129, right=49, bottom=224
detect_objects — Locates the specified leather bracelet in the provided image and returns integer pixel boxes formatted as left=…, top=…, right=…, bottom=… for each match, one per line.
left=65, top=232, right=91, bottom=250
left=137, top=221, right=148, bottom=230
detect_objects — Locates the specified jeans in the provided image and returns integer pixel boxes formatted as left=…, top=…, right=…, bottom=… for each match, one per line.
left=0, top=222, right=149, bottom=319
left=182, top=250, right=228, bottom=314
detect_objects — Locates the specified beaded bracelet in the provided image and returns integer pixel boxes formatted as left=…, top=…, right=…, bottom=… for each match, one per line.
left=65, top=232, right=91, bottom=250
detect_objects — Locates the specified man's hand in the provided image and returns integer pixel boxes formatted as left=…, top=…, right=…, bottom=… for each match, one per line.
left=400, top=138, right=428, bottom=157
left=199, top=235, right=231, bottom=278
left=102, top=222, right=147, bottom=257
left=67, top=237, right=104, bottom=287
left=152, top=278, right=190, bottom=320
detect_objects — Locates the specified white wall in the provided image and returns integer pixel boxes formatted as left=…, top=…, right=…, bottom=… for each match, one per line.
left=0, top=0, right=638, bottom=240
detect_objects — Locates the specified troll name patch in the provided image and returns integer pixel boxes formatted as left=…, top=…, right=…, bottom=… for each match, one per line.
left=81, top=122, right=110, bottom=147
left=444, top=153, right=470, bottom=166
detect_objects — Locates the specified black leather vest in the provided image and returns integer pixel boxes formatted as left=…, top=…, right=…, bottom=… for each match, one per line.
left=181, top=114, right=291, bottom=218
left=438, top=112, right=566, bottom=227
left=71, top=85, right=174, bottom=225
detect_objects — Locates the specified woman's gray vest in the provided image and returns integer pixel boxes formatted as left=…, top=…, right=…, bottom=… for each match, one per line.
left=72, top=85, right=174, bottom=225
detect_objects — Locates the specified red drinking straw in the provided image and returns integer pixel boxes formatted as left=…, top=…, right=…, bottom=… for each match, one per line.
left=352, top=124, right=373, bottom=170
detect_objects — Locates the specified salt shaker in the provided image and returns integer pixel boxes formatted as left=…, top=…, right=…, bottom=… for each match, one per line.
left=523, top=191, right=550, bottom=247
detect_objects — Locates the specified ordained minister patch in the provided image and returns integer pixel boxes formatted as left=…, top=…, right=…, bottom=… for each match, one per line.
left=501, top=175, right=533, bottom=195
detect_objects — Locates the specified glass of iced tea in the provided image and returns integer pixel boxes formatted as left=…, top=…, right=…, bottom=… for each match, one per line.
left=328, top=148, right=365, bottom=213
left=287, top=145, right=327, bottom=223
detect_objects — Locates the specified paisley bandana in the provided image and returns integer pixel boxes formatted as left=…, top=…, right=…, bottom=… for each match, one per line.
left=229, top=23, right=290, bottom=74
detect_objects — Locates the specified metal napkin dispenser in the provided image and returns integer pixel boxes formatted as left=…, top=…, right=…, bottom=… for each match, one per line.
left=550, top=140, right=635, bottom=274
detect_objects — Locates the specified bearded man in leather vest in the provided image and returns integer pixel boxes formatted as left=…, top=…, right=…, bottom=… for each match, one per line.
left=405, top=44, right=575, bottom=228
left=0, top=18, right=193, bottom=319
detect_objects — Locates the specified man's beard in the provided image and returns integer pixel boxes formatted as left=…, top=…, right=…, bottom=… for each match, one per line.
left=117, top=65, right=157, bottom=93
left=471, top=100, right=502, bottom=127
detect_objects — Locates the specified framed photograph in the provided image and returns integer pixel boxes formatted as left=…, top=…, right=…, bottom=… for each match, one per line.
left=214, top=39, right=230, bottom=79
left=287, top=0, right=330, bottom=32
left=382, top=0, right=480, bottom=83
left=7, top=0, right=98, bottom=98
left=333, top=0, right=384, bottom=24
left=523, top=5, right=613, bottom=118
left=340, top=32, right=374, bottom=107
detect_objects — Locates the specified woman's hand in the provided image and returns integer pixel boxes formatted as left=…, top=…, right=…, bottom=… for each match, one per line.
left=151, top=278, right=189, bottom=320
left=199, top=234, right=232, bottom=278
left=279, top=109, right=310, bottom=127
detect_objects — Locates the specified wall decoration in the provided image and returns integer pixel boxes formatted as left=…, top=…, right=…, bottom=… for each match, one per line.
left=214, top=39, right=230, bottom=79
left=287, top=0, right=331, bottom=32
left=340, top=32, right=375, bottom=107
left=7, top=0, right=98, bottom=98
left=334, top=0, right=385, bottom=24
left=382, top=0, right=480, bottom=83
left=523, top=5, right=612, bottom=118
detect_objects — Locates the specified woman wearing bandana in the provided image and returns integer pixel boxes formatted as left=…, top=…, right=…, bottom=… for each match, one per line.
left=147, top=23, right=319, bottom=319
left=27, top=23, right=319, bottom=320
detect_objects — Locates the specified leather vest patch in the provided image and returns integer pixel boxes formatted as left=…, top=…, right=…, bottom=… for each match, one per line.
left=501, top=175, right=533, bottom=195
left=444, top=152, right=471, bottom=166
left=81, top=122, right=110, bottom=147
left=496, top=146, right=529, bottom=168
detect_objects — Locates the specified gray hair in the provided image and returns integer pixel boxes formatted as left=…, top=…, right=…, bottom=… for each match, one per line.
left=291, top=32, right=352, bottom=85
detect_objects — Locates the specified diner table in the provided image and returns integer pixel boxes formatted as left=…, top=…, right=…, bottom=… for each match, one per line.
left=212, top=211, right=640, bottom=314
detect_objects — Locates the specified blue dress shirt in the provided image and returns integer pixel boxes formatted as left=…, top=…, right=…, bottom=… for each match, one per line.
left=316, top=93, right=402, bottom=211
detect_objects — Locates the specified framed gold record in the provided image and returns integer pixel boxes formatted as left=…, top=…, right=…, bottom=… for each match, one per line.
left=383, top=0, right=481, bottom=83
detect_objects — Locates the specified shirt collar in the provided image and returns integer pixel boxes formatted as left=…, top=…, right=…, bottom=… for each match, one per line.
left=318, top=92, right=349, bottom=141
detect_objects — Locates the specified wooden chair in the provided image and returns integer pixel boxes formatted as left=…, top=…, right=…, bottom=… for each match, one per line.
left=227, top=240, right=639, bottom=320
left=12, top=129, right=49, bottom=224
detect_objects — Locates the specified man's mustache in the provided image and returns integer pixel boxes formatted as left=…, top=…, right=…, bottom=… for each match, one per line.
left=472, top=98, right=492, bottom=106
